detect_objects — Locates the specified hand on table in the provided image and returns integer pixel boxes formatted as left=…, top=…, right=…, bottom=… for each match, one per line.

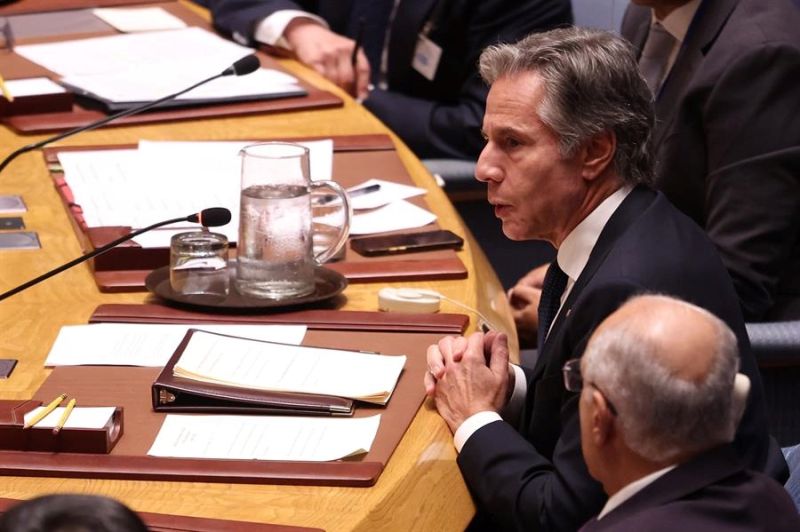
left=507, top=263, right=549, bottom=348
left=424, top=331, right=512, bottom=433
left=284, top=19, right=371, bottom=100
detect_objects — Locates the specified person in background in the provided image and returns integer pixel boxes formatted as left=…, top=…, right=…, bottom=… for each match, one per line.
left=0, top=494, right=147, bottom=532
left=575, top=294, right=800, bottom=531
left=198, top=0, right=572, bottom=160
left=509, top=0, right=800, bottom=340
left=424, top=27, right=783, bottom=532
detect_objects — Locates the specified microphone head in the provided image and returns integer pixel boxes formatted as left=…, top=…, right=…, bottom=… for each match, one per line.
left=222, top=54, right=261, bottom=76
left=188, top=208, right=232, bottom=227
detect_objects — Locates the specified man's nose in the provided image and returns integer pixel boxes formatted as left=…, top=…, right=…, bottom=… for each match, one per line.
left=475, top=144, right=502, bottom=183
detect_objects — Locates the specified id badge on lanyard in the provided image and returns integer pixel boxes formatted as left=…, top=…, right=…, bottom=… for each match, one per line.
left=412, top=0, right=448, bottom=81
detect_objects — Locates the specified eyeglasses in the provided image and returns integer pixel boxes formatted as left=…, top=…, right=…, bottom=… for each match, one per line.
left=562, top=358, right=618, bottom=416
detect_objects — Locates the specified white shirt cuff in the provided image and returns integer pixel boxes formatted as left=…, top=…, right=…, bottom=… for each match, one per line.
left=501, top=364, right=527, bottom=426
left=254, top=10, right=328, bottom=48
left=453, top=411, right=503, bottom=453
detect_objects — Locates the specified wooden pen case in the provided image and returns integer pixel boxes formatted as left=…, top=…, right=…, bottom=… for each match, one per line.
left=0, top=399, right=123, bottom=454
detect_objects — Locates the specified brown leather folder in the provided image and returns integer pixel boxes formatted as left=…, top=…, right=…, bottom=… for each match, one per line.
left=43, top=134, right=467, bottom=292
left=0, top=1, right=342, bottom=133
left=0, top=497, right=323, bottom=532
left=0, top=328, right=445, bottom=486
left=0, top=400, right=123, bottom=454
left=90, top=304, right=470, bottom=334
left=152, top=329, right=355, bottom=416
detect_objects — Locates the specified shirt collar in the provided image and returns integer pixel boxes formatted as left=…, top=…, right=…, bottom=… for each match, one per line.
left=651, top=0, right=701, bottom=43
left=557, top=185, right=632, bottom=283
left=597, top=464, right=677, bottom=520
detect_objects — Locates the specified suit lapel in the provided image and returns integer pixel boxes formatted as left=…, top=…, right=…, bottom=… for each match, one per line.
left=529, top=187, right=657, bottom=380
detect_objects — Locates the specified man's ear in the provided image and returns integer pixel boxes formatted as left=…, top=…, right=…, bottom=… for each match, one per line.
left=580, top=130, right=616, bottom=182
left=590, top=388, right=615, bottom=446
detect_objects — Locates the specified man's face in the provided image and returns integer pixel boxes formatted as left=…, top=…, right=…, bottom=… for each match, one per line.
left=475, top=72, right=585, bottom=244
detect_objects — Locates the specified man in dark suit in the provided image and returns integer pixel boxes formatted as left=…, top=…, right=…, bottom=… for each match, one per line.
left=576, top=295, right=800, bottom=531
left=424, top=27, right=784, bottom=531
left=199, top=0, right=572, bottom=160
left=508, top=0, right=800, bottom=343
left=621, top=0, right=800, bottom=321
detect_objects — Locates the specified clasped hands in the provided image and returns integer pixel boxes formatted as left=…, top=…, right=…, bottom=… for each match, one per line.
left=424, top=331, right=514, bottom=433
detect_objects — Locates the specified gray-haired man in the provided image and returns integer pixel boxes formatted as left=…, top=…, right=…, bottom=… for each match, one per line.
left=424, top=27, right=784, bottom=531
left=576, top=295, right=800, bottom=531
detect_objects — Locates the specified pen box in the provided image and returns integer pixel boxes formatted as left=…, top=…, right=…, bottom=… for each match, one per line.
left=0, top=79, right=74, bottom=117
left=0, top=399, right=123, bottom=454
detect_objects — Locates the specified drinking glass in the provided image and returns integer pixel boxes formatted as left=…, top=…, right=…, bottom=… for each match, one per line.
left=235, top=142, right=350, bottom=299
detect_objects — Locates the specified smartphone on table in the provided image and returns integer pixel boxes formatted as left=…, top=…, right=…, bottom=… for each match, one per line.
left=350, top=230, right=464, bottom=256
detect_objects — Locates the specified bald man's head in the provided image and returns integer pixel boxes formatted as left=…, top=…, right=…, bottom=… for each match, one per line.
left=581, top=295, right=742, bottom=463
left=596, top=295, right=723, bottom=384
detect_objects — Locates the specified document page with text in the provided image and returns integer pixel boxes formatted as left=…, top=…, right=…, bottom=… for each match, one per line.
left=148, top=414, right=381, bottom=461
left=174, top=330, right=406, bottom=405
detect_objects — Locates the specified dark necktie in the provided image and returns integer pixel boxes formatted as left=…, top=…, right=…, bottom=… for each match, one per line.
left=347, top=0, right=395, bottom=84
left=638, top=22, right=677, bottom=96
left=537, top=262, right=568, bottom=353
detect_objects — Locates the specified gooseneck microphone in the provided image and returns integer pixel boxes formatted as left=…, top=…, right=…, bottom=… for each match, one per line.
left=0, top=54, right=261, bottom=175
left=0, top=208, right=232, bottom=301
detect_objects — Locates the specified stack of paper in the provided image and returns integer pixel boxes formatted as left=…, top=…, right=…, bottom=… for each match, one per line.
left=55, top=140, right=438, bottom=247
left=15, top=27, right=302, bottom=106
left=173, top=330, right=406, bottom=405
left=148, top=414, right=381, bottom=462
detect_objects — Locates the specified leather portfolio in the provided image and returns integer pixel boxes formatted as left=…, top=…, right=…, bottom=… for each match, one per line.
left=152, top=330, right=355, bottom=416
left=0, top=399, right=123, bottom=454
left=0, top=1, right=342, bottom=133
left=91, top=303, right=470, bottom=334
left=43, top=134, right=467, bottom=292
left=0, top=328, right=443, bottom=486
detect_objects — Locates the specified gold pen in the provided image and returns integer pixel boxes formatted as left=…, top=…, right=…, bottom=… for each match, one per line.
left=52, top=397, right=76, bottom=435
left=0, top=72, right=13, bottom=102
left=24, top=393, right=67, bottom=429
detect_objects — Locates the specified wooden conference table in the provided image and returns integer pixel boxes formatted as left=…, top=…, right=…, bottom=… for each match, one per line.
left=0, top=2, right=515, bottom=530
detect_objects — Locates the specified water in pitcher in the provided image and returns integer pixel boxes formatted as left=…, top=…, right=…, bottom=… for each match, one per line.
left=235, top=184, right=315, bottom=299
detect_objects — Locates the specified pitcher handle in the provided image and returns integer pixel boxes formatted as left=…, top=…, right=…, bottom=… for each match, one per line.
left=309, top=180, right=352, bottom=264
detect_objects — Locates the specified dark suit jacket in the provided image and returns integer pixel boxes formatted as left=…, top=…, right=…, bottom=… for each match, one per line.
left=580, top=445, right=800, bottom=532
left=203, top=0, right=572, bottom=160
left=621, top=0, right=800, bottom=321
left=458, top=187, right=779, bottom=532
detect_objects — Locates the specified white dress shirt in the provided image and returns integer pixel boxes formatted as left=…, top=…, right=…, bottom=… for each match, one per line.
left=596, top=465, right=677, bottom=519
left=251, top=3, right=402, bottom=90
left=252, top=10, right=328, bottom=49
left=453, top=185, right=633, bottom=452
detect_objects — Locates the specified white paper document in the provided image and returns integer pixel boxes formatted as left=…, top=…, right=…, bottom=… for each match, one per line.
left=56, top=139, right=333, bottom=247
left=15, top=27, right=301, bottom=104
left=92, top=7, right=188, bottom=32
left=174, top=330, right=406, bottom=404
left=148, top=414, right=381, bottom=462
left=348, top=200, right=437, bottom=235
left=45, top=324, right=307, bottom=367
left=24, top=406, right=115, bottom=429
left=16, top=27, right=251, bottom=78
left=348, top=179, right=426, bottom=210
